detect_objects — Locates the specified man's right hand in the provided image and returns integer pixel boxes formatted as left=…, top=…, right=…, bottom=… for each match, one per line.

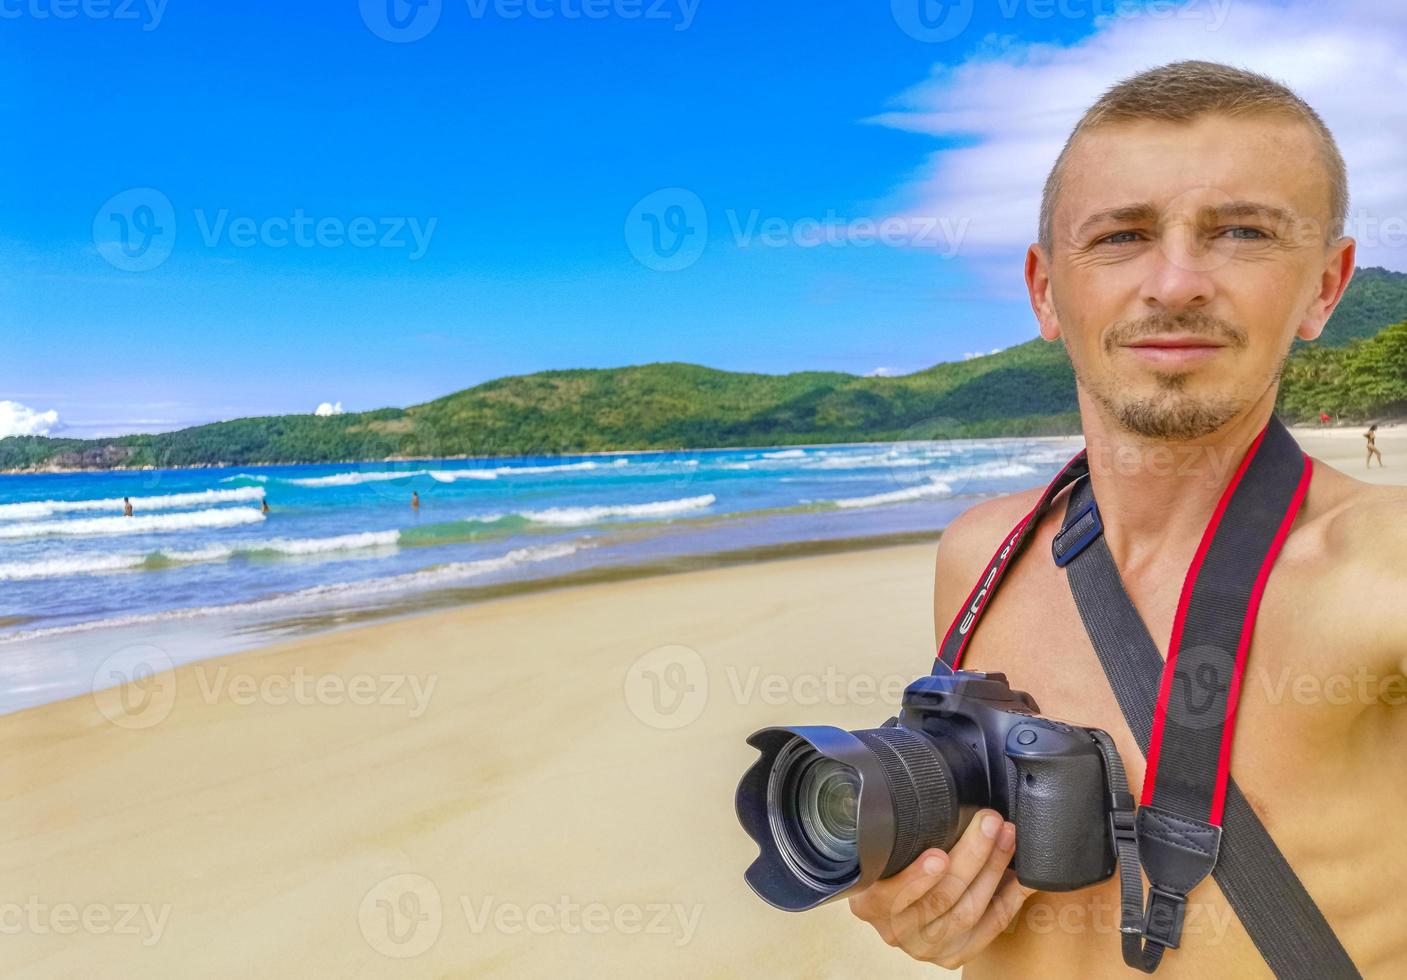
left=846, top=809, right=1035, bottom=970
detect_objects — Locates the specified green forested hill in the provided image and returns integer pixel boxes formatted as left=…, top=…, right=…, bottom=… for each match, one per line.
left=4, top=267, right=1405, bottom=471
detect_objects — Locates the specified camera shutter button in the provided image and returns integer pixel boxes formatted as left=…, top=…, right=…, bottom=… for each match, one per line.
left=1016, top=729, right=1038, bottom=745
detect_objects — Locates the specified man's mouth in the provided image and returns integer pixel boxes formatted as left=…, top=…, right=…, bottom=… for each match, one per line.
left=1120, top=334, right=1228, bottom=365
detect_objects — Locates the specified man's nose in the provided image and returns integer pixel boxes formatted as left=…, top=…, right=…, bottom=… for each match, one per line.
left=1142, top=224, right=1217, bottom=314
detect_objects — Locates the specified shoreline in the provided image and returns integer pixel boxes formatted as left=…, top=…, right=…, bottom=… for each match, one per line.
left=0, top=431, right=1089, bottom=476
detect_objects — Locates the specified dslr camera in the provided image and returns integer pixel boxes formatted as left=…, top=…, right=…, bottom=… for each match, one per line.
left=735, top=669, right=1122, bottom=911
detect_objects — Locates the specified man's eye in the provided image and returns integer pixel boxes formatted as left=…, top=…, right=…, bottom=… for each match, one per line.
left=1221, top=226, right=1268, bottom=240
left=1096, top=230, right=1143, bottom=245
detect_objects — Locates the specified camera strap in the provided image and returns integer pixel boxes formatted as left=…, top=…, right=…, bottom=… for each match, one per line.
left=935, top=415, right=1360, bottom=978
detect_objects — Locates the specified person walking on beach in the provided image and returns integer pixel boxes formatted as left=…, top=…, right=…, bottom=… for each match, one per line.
left=1366, top=423, right=1385, bottom=467
left=123, top=497, right=133, bottom=517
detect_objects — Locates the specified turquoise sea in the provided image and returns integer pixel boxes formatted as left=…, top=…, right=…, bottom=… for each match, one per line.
left=0, top=437, right=1083, bottom=713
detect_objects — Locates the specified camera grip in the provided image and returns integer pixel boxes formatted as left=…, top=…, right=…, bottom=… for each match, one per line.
left=1006, top=724, right=1115, bottom=891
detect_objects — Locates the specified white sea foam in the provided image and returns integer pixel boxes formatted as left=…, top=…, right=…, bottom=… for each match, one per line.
left=0, top=542, right=584, bottom=643
left=762, top=449, right=807, bottom=459
left=254, top=531, right=401, bottom=555
left=0, top=554, right=147, bottom=580
left=0, top=486, right=266, bottom=521
left=831, top=480, right=954, bottom=509
left=293, top=458, right=632, bottom=487
left=0, top=507, right=266, bottom=539
left=521, top=494, right=716, bottom=526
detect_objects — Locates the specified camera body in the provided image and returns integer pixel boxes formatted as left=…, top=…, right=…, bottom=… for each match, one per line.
left=894, top=670, right=1115, bottom=892
left=736, top=669, right=1118, bottom=911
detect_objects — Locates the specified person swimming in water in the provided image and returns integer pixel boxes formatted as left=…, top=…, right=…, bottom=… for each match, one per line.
left=261, top=497, right=270, bottom=514
left=123, top=497, right=133, bottom=517
left=1366, top=423, right=1385, bottom=467
left=411, top=491, right=420, bottom=510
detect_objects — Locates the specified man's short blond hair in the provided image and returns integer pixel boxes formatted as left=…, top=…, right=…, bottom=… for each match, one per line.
left=1038, top=59, right=1348, bottom=256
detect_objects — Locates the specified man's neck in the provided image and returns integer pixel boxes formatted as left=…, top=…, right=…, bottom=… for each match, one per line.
left=1078, top=390, right=1277, bottom=579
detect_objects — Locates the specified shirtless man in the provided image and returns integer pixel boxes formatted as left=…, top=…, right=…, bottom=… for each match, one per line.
left=847, top=61, right=1406, bottom=977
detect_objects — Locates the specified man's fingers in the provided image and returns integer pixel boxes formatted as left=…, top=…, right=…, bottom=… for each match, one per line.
left=850, top=847, right=950, bottom=924
left=880, top=809, right=1004, bottom=948
left=917, top=819, right=1017, bottom=943
left=939, top=870, right=1038, bottom=962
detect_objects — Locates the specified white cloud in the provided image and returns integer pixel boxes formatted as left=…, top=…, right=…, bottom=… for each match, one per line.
left=963, top=348, right=1004, bottom=360
left=868, top=1, right=1407, bottom=284
left=0, top=400, right=60, bottom=437
left=866, top=366, right=900, bottom=377
left=314, top=401, right=344, bottom=417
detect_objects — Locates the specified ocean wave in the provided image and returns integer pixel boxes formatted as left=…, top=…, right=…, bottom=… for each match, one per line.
left=520, top=494, right=716, bottom=526
left=218, top=473, right=269, bottom=484
left=0, top=486, right=266, bottom=521
left=830, top=480, right=954, bottom=509
left=0, top=554, right=148, bottom=581
left=762, top=449, right=807, bottom=459
left=0, top=507, right=266, bottom=540
left=287, top=458, right=632, bottom=488
left=0, top=542, right=585, bottom=644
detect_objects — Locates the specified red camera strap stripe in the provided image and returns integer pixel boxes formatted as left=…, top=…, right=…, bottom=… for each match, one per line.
left=936, top=449, right=1089, bottom=671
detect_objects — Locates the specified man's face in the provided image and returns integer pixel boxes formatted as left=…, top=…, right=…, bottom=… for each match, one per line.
left=1039, top=112, right=1341, bottom=440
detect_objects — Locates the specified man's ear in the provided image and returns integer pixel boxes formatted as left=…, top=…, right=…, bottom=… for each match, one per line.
left=1297, top=237, right=1356, bottom=342
left=1025, top=244, right=1062, bottom=341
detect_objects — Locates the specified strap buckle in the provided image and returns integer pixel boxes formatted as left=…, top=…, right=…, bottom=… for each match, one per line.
left=1143, top=887, right=1188, bottom=949
left=1109, top=797, right=1137, bottom=844
left=1052, top=490, right=1102, bottom=567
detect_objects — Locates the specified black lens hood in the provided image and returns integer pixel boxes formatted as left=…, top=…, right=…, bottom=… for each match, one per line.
left=735, top=725, right=897, bottom=911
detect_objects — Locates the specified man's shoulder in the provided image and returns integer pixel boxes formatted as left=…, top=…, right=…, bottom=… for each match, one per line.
left=933, top=487, right=1049, bottom=629
left=1300, top=459, right=1407, bottom=564
left=937, top=488, right=1044, bottom=569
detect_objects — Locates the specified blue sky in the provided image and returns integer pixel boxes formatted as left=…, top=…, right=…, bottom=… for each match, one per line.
left=2, top=1, right=1401, bottom=436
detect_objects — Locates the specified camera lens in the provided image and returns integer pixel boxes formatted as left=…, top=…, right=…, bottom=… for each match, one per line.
left=797, top=757, right=859, bottom=862
left=768, top=738, right=862, bottom=886
left=740, top=723, right=965, bottom=909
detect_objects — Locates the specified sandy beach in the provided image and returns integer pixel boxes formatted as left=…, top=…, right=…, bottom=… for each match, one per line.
left=0, top=424, right=1401, bottom=979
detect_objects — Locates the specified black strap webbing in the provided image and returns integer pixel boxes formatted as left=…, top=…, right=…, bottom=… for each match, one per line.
left=1057, top=426, right=1360, bottom=978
